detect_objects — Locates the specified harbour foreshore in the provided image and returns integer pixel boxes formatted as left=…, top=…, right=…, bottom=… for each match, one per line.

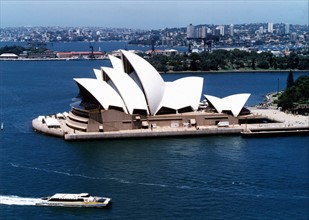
left=32, top=108, right=309, bottom=141
left=64, top=126, right=243, bottom=141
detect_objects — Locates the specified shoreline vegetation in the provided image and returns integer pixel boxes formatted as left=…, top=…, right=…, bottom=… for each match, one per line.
left=145, top=50, right=309, bottom=72
left=1, top=45, right=309, bottom=72
left=1, top=57, right=308, bottom=74
left=1, top=58, right=309, bottom=74
left=160, top=69, right=309, bottom=74
left=270, top=72, right=308, bottom=115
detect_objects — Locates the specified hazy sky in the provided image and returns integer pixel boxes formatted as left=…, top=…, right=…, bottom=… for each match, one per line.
left=1, top=0, right=308, bottom=29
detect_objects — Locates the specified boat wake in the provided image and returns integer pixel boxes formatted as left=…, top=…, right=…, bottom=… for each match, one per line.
left=0, top=195, right=42, bottom=206
left=8, top=162, right=192, bottom=190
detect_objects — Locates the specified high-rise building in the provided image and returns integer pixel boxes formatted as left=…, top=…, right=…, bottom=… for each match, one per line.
left=216, top=25, right=225, bottom=36
left=201, top=26, right=207, bottom=38
left=196, top=27, right=202, bottom=38
left=214, top=28, right=220, bottom=36
left=290, top=32, right=297, bottom=41
left=230, top=24, right=234, bottom=36
left=285, top=23, right=290, bottom=34
left=268, top=23, right=273, bottom=33
left=187, top=24, right=195, bottom=38
left=259, top=26, right=264, bottom=34
left=206, top=27, right=212, bottom=34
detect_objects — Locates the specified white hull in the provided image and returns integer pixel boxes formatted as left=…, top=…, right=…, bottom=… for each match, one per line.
left=36, top=200, right=111, bottom=208
left=35, top=193, right=111, bottom=208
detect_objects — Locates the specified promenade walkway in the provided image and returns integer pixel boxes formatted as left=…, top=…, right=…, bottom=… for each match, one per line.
left=247, top=108, right=308, bottom=130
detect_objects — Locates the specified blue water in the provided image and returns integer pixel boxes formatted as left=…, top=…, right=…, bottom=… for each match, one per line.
left=0, top=46, right=309, bottom=219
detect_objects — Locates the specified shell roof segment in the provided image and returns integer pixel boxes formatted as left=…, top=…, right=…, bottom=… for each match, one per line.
left=205, top=93, right=251, bottom=117
left=108, top=55, right=124, bottom=72
left=101, top=67, right=149, bottom=115
left=120, top=49, right=165, bottom=115
left=74, top=78, right=127, bottom=113
left=93, top=68, right=103, bottom=81
left=156, top=77, right=204, bottom=114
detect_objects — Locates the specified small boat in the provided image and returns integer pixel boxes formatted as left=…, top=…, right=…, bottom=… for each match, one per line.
left=36, top=193, right=111, bottom=208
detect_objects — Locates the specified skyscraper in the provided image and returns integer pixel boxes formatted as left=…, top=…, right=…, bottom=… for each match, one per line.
left=216, top=25, right=225, bottom=36
left=285, top=23, right=290, bottom=34
left=201, top=26, right=207, bottom=38
left=196, top=27, right=202, bottom=38
left=259, top=26, right=264, bottom=34
left=230, top=24, right=234, bottom=36
left=268, top=23, right=273, bottom=33
left=187, top=24, right=195, bottom=38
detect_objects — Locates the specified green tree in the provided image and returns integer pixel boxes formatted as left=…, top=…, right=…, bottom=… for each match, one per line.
left=251, top=57, right=256, bottom=70
left=276, top=56, right=288, bottom=69
left=297, top=57, right=309, bottom=70
left=278, top=87, right=297, bottom=110
left=200, top=59, right=211, bottom=71
left=287, top=52, right=299, bottom=69
left=156, top=63, right=169, bottom=72
left=265, top=52, right=274, bottom=68
left=209, top=58, right=219, bottom=70
left=273, top=57, right=278, bottom=70
left=234, top=59, right=244, bottom=69
left=257, top=60, right=270, bottom=69
left=189, top=53, right=201, bottom=71
left=0, top=45, right=26, bottom=55
left=293, top=75, right=309, bottom=103
left=278, top=76, right=309, bottom=110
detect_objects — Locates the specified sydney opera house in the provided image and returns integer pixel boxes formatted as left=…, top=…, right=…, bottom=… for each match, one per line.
left=33, top=50, right=251, bottom=139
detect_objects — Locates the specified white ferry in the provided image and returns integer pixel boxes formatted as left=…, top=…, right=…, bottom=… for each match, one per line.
left=36, top=193, right=111, bottom=208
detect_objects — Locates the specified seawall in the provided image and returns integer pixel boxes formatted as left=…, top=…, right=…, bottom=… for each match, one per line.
left=64, top=127, right=243, bottom=141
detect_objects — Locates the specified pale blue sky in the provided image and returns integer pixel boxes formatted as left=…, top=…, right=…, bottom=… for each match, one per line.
left=1, top=0, right=308, bottom=29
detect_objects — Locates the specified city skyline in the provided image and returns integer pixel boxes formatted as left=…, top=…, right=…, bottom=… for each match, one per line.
left=1, top=0, right=308, bottom=29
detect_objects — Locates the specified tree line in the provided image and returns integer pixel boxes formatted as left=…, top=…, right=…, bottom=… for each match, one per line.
left=147, top=49, right=309, bottom=72
left=0, top=45, right=49, bottom=55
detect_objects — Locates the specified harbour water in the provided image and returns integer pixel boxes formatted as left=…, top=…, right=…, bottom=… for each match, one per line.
left=0, top=42, right=308, bottom=219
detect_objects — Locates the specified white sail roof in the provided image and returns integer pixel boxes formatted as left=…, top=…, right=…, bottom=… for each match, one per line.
left=156, top=77, right=204, bottom=114
left=120, top=50, right=165, bottom=115
left=74, top=78, right=127, bottom=113
left=93, top=68, right=103, bottom=81
left=204, top=95, right=223, bottom=112
left=101, top=67, right=149, bottom=115
left=108, top=55, right=124, bottom=72
left=205, top=93, right=250, bottom=117
left=72, top=51, right=207, bottom=116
